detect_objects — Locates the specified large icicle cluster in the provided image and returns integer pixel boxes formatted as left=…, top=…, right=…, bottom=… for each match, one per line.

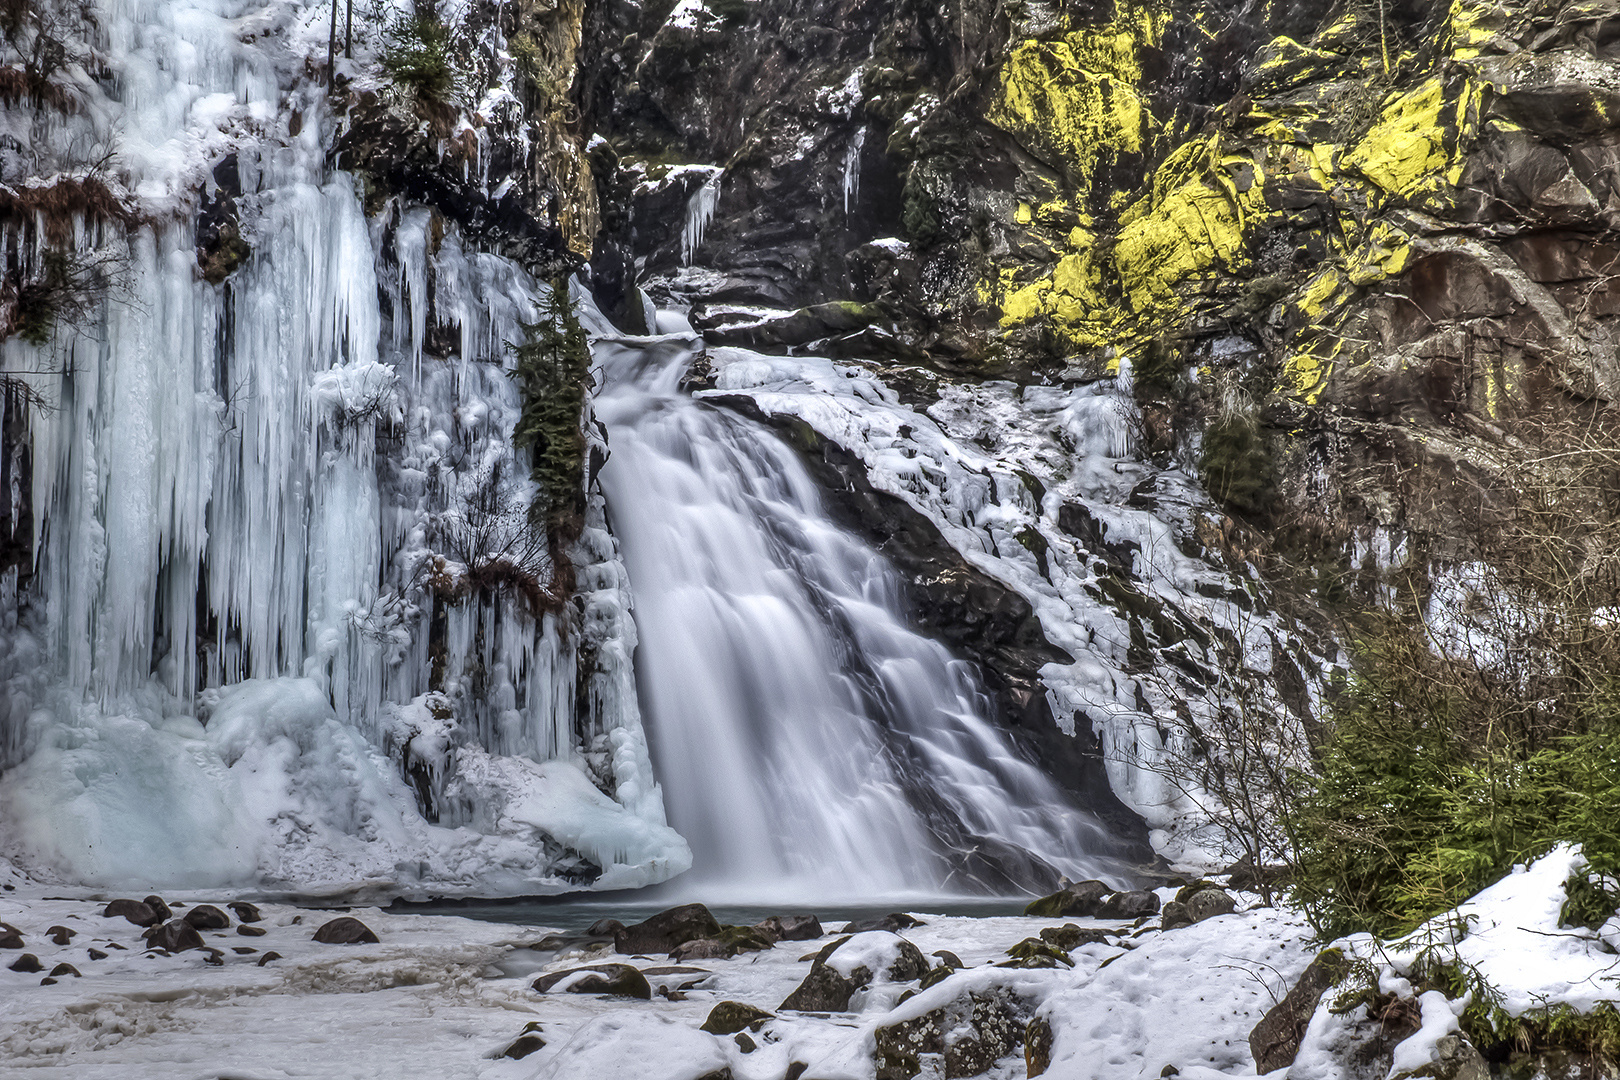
left=0, top=0, right=687, bottom=896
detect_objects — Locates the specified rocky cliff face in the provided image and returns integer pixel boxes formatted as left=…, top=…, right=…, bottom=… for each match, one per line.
left=579, top=0, right=1620, bottom=668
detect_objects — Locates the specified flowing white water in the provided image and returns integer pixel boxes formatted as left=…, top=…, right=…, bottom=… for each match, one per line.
left=594, top=332, right=1121, bottom=901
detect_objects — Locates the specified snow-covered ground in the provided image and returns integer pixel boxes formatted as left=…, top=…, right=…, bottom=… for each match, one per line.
left=0, top=862, right=1316, bottom=1080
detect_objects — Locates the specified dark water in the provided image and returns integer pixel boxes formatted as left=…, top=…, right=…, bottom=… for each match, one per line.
left=389, top=894, right=1030, bottom=934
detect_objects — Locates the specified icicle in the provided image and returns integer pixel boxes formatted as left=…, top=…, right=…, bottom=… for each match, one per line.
left=680, top=169, right=722, bottom=265
left=843, top=128, right=866, bottom=215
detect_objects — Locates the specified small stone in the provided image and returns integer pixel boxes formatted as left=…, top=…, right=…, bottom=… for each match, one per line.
left=1024, top=880, right=1110, bottom=918
left=8, top=953, right=43, bottom=973
left=1161, top=901, right=1192, bottom=930
left=1185, top=888, right=1237, bottom=923
left=932, top=949, right=964, bottom=968
left=46, top=925, right=76, bottom=945
left=532, top=964, right=653, bottom=999
left=142, top=919, right=206, bottom=953
left=735, top=1033, right=757, bottom=1053
left=237, top=925, right=267, bottom=937
left=184, top=905, right=231, bottom=930
left=87, top=948, right=107, bottom=960
left=755, top=914, right=823, bottom=941
left=502, top=1034, right=546, bottom=1059
left=105, top=942, right=126, bottom=950
left=232, top=947, right=257, bottom=955
left=203, top=949, right=224, bottom=966
left=143, top=896, right=173, bottom=922
left=584, top=917, right=625, bottom=938
left=48, top=963, right=80, bottom=978
left=312, top=917, right=379, bottom=944
left=257, top=951, right=282, bottom=966
left=839, top=913, right=923, bottom=934
left=39, top=977, right=57, bottom=985
left=1096, top=890, right=1161, bottom=920
left=701, top=1001, right=774, bottom=1035
left=227, top=901, right=262, bottom=924
left=671, top=938, right=734, bottom=961
left=102, top=899, right=160, bottom=927
left=0, top=921, right=23, bottom=949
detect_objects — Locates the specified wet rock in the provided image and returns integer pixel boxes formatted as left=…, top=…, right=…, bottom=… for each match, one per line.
left=1026, top=1016, right=1054, bottom=1077
left=46, top=925, right=75, bottom=945
left=839, top=913, right=924, bottom=933
left=734, top=1033, right=756, bottom=1053
left=48, top=962, right=80, bottom=978
left=1039, top=924, right=1111, bottom=949
left=874, top=985, right=1033, bottom=1080
left=312, top=917, right=379, bottom=944
left=640, top=965, right=713, bottom=993
left=39, top=977, right=56, bottom=985
left=614, top=904, right=722, bottom=955
left=779, top=962, right=861, bottom=1012
left=533, top=963, right=653, bottom=1000
left=202, top=949, right=224, bottom=966
left=585, top=917, right=625, bottom=938
left=932, top=950, right=964, bottom=968
left=780, top=933, right=928, bottom=1011
left=9, top=953, right=43, bottom=972
left=0, top=922, right=23, bottom=949
left=142, top=919, right=205, bottom=953
left=257, top=952, right=281, bottom=966
left=1023, top=880, right=1110, bottom=918
left=142, top=896, right=172, bottom=922
left=1250, top=948, right=1351, bottom=1073
left=1002, top=938, right=1074, bottom=968
left=503, top=1034, right=546, bottom=1059
left=232, top=947, right=257, bottom=955
left=1160, top=901, right=1192, bottom=930
left=700, top=1001, right=774, bottom=1035
left=237, top=925, right=267, bottom=937
left=184, top=905, right=231, bottom=930
left=227, top=902, right=262, bottom=923
left=102, top=899, right=160, bottom=927
left=1185, top=888, right=1237, bottom=923
left=716, top=924, right=776, bottom=953
left=670, top=938, right=733, bottom=961
left=755, top=914, right=822, bottom=941
left=1096, top=890, right=1161, bottom=920
left=87, top=948, right=107, bottom=960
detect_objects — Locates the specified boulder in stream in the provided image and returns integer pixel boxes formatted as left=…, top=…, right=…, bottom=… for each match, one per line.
left=1023, top=880, right=1110, bottom=918
left=533, top=963, right=653, bottom=1000
left=615, top=904, right=722, bottom=955
left=142, top=919, right=205, bottom=953
left=312, top=917, right=379, bottom=944
left=102, top=899, right=161, bottom=927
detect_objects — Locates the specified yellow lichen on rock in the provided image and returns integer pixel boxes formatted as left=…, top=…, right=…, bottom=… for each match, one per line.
left=988, top=7, right=1168, bottom=184
left=1342, top=77, right=1480, bottom=202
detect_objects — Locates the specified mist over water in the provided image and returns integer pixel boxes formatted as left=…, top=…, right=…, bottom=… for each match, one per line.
left=594, top=332, right=1120, bottom=903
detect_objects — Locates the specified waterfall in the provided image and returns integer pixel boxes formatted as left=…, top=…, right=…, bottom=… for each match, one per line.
left=594, top=330, right=1123, bottom=901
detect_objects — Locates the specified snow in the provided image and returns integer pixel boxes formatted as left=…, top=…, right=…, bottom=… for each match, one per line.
left=1386, top=991, right=1463, bottom=1077
left=0, top=877, right=1314, bottom=1079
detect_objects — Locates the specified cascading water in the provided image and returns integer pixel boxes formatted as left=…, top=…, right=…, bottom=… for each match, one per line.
left=594, top=330, right=1124, bottom=901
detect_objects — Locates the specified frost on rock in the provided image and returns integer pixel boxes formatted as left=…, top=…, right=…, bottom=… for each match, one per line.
left=700, top=347, right=1332, bottom=869
left=0, top=0, right=687, bottom=897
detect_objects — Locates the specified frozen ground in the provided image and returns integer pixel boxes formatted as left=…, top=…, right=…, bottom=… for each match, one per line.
left=0, top=862, right=1317, bottom=1080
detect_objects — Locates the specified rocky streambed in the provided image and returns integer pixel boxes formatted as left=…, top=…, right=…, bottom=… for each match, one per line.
left=1, top=861, right=1330, bottom=1080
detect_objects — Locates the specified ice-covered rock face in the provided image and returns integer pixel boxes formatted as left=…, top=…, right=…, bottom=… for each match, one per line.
left=0, top=0, right=687, bottom=897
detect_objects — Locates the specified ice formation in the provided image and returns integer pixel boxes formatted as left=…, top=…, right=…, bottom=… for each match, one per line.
left=0, top=0, right=686, bottom=896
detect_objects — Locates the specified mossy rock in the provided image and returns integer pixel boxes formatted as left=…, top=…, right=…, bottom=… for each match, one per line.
left=700, top=1000, right=773, bottom=1035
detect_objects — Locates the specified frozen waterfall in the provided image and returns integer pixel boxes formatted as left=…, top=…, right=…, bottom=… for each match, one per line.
left=594, top=331, right=1123, bottom=901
